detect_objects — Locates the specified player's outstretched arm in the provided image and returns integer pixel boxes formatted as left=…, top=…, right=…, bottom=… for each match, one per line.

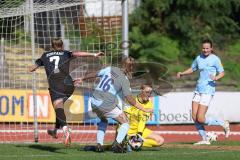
left=176, top=67, right=193, bottom=79
left=74, top=71, right=98, bottom=86
left=28, top=64, right=40, bottom=72
left=72, top=51, right=104, bottom=57
left=125, top=95, right=153, bottom=113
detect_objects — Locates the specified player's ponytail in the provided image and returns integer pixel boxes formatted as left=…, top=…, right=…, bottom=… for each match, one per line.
left=122, top=56, right=135, bottom=78
left=51, top=38, right=64, bottom=51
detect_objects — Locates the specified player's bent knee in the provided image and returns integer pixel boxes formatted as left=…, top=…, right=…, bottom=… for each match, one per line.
left=149, top=132, right=164, bottom=146
left=152, top=134, right=164, bottom=146
left=116, top=113, right=129, bottom=124
left=53, top=98, right=64, bottom=109
left=156, top=136, right=164, bottom=146
left=197, top=117, right=205, bottom=123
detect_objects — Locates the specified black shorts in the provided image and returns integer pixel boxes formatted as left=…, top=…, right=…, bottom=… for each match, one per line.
left=48, top=75, right=75, bottom=103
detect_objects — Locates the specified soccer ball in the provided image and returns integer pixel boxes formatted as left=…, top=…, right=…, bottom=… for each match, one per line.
left=128, top=136, right=143, bottom=151
left=206, top=132, right=218, bottom=142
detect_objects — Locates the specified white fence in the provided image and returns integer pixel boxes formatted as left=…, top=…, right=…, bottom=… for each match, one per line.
left=158, top=92, right=240, bottom=124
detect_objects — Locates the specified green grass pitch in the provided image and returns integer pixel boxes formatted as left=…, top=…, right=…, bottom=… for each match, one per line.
left=0, top=141, right=240, bottom=160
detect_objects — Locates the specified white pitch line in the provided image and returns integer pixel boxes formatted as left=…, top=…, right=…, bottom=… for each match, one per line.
left=1, top=130, right=240, bottom=135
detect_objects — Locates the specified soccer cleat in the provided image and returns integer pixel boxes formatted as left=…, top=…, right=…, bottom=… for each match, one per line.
left=112, top=141, right=126, bottom=153
left=47, top=129, right=57, bottom=139
left=193, top=140, right=211, bottom=145
left=95, top=143, right=104, bottom=152
left=223, top=120, right=230, bottom=138
left=63, top=126, right=71, bottom=146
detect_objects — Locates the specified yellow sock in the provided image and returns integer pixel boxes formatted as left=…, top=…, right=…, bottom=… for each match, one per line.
left=143, top=139, right=158, bottom=147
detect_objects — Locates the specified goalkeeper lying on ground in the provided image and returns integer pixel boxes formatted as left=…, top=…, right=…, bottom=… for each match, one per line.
left=124, top=84, right=164, bottom=147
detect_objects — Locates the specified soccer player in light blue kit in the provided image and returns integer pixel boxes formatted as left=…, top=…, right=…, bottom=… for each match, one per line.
left=177, top=39, right=230, bottom=145
left=74, top=57, right=153, bottom=152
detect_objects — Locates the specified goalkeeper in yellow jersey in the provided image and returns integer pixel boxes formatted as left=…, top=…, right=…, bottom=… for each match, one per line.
left=125, top=84, right=164, bottom=148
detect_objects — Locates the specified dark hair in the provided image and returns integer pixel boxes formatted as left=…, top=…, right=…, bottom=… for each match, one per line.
left=202, top=39, right=213, bottom=47
left=141, top=83, right=153, bottom=90
left=51, top=38, right=63, bottom=51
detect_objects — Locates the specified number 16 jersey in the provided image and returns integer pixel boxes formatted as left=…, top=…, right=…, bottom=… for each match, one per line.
left=91, top=66, right=132, bottom=111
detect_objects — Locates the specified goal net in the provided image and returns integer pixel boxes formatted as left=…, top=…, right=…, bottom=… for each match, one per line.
left=0, top=0, right=125, bottom=144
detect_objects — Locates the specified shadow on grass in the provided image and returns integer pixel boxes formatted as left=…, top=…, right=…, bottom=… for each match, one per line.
left=82, top=144, right=162, bottom=153
left=16, top=144, right=66, bottom=154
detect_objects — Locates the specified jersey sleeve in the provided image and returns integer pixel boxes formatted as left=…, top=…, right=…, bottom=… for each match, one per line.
left=191, top=56, right=198, bottom=71
left=215, top=57, right=224, bottom=73
left=67, top=50, right=74, bottom=57
left=35, top=58, right=43, bottom=66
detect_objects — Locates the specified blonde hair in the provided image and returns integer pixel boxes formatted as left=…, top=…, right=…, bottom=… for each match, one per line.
left=122, top=56, right=135, bottom=78
left=51, top=38, right=63, bottom=51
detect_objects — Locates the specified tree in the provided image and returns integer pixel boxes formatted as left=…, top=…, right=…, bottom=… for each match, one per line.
left=0, top=0, right=25, bottom=8
left=129, top=0, right=240, bottom=59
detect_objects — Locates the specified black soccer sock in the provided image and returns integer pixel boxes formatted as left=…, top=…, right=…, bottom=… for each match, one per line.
left=55, top=108, right=67, bottom=128
left=55, top=116, right=61, bottom=129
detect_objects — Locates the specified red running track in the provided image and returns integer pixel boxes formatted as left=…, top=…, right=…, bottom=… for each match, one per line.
left=0, top=124, right=239, bottom=143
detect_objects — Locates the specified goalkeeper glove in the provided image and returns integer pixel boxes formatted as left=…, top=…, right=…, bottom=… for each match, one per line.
left=135, top=133, right=144, bottom=142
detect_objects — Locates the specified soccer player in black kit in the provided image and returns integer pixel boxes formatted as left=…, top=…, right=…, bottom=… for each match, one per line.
left=29, top=38, right=103, bottom=146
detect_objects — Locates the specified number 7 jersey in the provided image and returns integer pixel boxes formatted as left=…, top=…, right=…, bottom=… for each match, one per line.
left=35, top=50, right=73, bottom=79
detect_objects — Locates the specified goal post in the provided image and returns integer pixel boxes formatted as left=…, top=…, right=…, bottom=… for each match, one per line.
left=0, top=0, right=127, bottom=144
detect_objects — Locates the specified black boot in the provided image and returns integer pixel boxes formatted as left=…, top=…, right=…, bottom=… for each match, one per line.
left=111, top=141, right=126, bottom=153
left=95, top=143, right=104, bottom=152
left=47, top=129, right=57, bottom=139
